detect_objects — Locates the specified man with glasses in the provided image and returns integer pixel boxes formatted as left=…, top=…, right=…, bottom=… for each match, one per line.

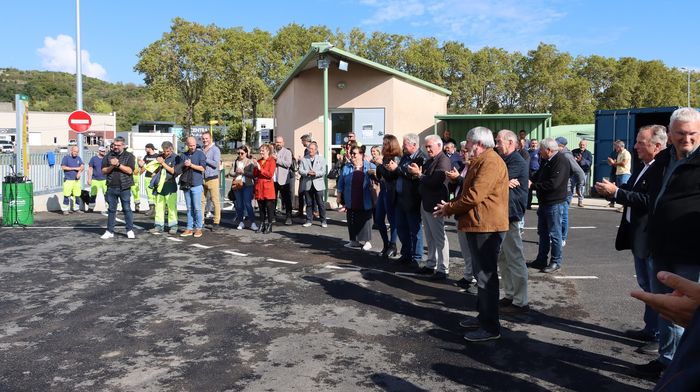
left=100, top=136, right=136, bottom=239
left=274, top=136, right=294, bottom=225
left=200, top=132, right=222, bottom=231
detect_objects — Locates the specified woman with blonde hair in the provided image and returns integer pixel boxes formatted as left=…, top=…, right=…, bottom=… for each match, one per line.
left=229, top=145, right=257, bottom=231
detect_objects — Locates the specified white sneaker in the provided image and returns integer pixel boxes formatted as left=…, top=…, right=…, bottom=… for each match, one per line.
left=237, top=222, right=245, bottom=230
left=321, top=222, right=328, bottom=228
left=362, top=241, right=372, bottom=251
left=250, top=222, right=259, bottom=231
left=100, top=231, right=114, bottom=239
left=562, top=240, right=566, bottom=247
left=302, top=222, right=312, bottom=227
left=127, top=230, right=135, bottom=239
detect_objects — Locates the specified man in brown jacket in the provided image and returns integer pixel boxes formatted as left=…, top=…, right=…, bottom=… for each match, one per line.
left=435, top=126, right=509, bottom=342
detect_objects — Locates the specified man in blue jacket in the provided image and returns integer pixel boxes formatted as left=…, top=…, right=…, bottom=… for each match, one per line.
left=495, top=130, right=530, bottom=313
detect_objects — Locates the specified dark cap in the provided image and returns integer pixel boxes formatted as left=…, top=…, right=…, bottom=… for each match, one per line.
left=145, top=143, right=155, bottom=150
left=555, top=137, right=568, bottom=146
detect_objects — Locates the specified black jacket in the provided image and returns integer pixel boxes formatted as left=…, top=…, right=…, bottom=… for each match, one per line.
left=384, top=150, right=426, bottom=212
left=532, top=151, right=570, bottom=205
left=375, top=156, right=400, bottom=204
left=419, top=151, right=452, bottom=212
left=102, top=150, right=135, bottom=190
left=648, top=147, right=700, bottom=266
left=613, top=156, right=665, bottom=258
left=503, top=151, right=529, bottom=221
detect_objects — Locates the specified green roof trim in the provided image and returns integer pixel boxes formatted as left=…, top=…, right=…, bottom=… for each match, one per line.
left=435, top=113, right=552, bottom=120
left=273, top=42, right=451, bottom=99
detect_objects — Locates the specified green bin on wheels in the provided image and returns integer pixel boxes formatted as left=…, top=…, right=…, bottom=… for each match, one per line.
left=2, top=181, right=34, bottom=226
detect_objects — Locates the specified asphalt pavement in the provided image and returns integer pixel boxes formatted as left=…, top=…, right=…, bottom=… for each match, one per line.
left=0, top=204, right=657, bottom=391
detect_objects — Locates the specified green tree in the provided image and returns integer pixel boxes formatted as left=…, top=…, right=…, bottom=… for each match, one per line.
left=134, top=17, right=223, bottom=134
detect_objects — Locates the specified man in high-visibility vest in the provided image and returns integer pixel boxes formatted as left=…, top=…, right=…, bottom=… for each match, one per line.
left=60, top=145, right=84, bottom=214
left=147, top=141, right=180, bottom=235
left=87, top=146, right=108, bottom=213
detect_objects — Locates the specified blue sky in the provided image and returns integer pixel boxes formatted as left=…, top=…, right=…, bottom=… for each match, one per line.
left=1, top=0, right=698, bottom=84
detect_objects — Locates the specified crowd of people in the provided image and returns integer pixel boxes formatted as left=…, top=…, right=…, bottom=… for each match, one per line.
left=61, top=107, right=700, bottom=387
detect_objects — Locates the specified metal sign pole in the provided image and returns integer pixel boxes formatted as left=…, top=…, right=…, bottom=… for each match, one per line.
left=75, top=0, right=85, bottom=188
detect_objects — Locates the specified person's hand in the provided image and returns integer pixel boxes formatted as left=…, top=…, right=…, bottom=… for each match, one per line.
left=156, top=156, right=164, bottom=164
left=528, top=179, right=532, bottom=188
left=407, top=162, right=420, bottom=175
left=138, top=158, right=145, bottom=167
left=445, top=167, right=459, bottom=180
left=184, top=159, right=192, bottom=167
left=309, top=169, right=316, bottom=177
left=575, top=155, right=582, bottom=162
left=594, top=179, right=617, bottom=198
left=386, top=159, right=398, bottom=171
left=607, top=157, right=615, bottom=166
left=236, top=167, right=243, bottom=174
left=110, top=157, right=119, bottom=166
left=87, top=178, right=91, bottom=186
left=433, top=200, right=450, bottom=218
left=367, top=169, right=376, bottom=177
left=508, top=178, right=520, bottom=189
left=631, top=271, right=700, bottom=328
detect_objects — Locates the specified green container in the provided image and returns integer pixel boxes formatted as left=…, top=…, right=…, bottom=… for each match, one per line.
left=2, top=181, right=34, bottom=226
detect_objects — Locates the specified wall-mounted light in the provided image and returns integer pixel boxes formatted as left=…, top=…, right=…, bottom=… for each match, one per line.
left=337, top=81, right=347, bottom=89
left=338, top=60, right=349, bottom=72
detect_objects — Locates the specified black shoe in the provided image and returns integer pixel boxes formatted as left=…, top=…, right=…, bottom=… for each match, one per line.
left=633, top=359, right=666, bottom=380
left=379, top=245, right=389, bottom=258
left=455, top=278, right=472, bottom=289
left=526, top=260, right=547, bottom=269
left=459, top=316, right=481, bottom=331
left=636, top=341, right=659, bottom=355
left=264, top=223, right=273, bottom=234
left=498, top=298, right=513, bottom=307
left=284, top=216, right=293, bottom=225
left=625, top=329, right=656, bottom=342
left=255, top=223, right=265, bottom=233
left=500, top=304, right=530, bottom=315
left=430, top=271, right=448, bottom=281
left=386, top=244, right=398, bottom=259
left=542, top=263, right=561, bottom=273
left=210, top=224, right=220, bottom=232
left=417, top=266, right=435, bottom=275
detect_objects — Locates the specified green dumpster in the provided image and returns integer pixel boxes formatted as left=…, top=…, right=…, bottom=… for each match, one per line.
left=2, top=181, right=34, bottom=226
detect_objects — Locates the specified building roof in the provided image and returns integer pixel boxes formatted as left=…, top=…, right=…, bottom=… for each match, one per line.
left=435, top=113, right=551, bottom=120
left=273, top=42, right=451, bottom=99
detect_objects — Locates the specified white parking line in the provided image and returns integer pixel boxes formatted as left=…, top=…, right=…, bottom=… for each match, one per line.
left=523, top=226, right=597, bottom=230
left=223, top=250, right=248, bottom=257
left=116, top=218, right=144, bottom=230
left=166, top=237, right=184, bottom=242
left=267, top=258, right=298, bottom=265
left=554, top=276, right=599, bottom=279
left=324, top=265, right=362, bottom=270
left=191, top=244, right=212, bottom=249
left=2, top=226, right=104, bottom=229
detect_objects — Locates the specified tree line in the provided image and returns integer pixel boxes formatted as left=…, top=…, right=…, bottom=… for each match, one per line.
left=2, top=19, right=696, bottom=140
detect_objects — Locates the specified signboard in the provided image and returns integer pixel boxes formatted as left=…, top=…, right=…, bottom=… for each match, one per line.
left=67, top=110, right=92, bottom=133
left=15, top=94, right=29, bottom=176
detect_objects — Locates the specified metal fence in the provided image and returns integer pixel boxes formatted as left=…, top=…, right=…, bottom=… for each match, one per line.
left=0, top=152, right=227, bottom=211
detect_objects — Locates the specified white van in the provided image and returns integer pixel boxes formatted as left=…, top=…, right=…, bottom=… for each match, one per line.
left=0, top=140, right=14, bottom=153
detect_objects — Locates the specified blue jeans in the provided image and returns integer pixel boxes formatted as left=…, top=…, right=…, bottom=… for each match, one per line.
left=394, top=204, right=423, bottom=264
left=617, top=173, right=631, bottom=185
left=634, top=255, right=658, bottom=336
left=235, top=185, right=255, bottom=223
left=535, top=201, right=565, bottom=266
left=466, top=231, right=506, bottom=335
left=374, top=188, right=398, bottom=247
left=561, top=193, right=573, bottom=241
left=106, top=187, right=133, bottom=233
left=651, top=261, right=700, bottom=365
left=183, top=185, right=203, bottom=230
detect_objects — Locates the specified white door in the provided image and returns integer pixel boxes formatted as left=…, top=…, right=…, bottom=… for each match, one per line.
left=353, top=108, right=385, bottom=146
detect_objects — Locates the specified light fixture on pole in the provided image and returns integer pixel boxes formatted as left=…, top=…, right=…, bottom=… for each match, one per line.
left=317, top=54, right=329, bottom=70
left=680, top=67, right=691, bottom=107
left=208, top=119, right=219, bottom=138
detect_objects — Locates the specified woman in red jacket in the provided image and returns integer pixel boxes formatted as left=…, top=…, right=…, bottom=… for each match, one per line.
left=254, top=143, right=277, bottom=233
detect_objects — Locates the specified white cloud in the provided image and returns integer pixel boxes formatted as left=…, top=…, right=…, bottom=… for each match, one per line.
left=359, top=0, right=567, bottom=51
left=37, top=34, right=108, bottom=81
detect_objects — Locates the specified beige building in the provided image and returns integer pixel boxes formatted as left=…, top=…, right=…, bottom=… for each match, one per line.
left=0, top=108, right=116, bottom=150
left=273, top=42, right=450, bottom=158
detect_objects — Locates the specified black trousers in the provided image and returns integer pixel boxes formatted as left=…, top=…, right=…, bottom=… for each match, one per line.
left=305, top=186, right=326, bottom=222
left=275, top=182, right=292, bottom=217
left=466, top=231, right=506, bottom=334
left=258, top=199, right=275, bottom=225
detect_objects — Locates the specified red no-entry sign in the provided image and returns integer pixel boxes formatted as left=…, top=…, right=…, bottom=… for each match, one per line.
left=67, top=110, right=92, bottom=133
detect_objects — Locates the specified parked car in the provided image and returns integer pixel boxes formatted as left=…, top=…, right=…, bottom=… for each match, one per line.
left=0, top=140, right=14, bottom=153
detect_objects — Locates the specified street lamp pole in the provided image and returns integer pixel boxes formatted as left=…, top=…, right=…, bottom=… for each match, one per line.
left=681, top=67, right=691, bottom=107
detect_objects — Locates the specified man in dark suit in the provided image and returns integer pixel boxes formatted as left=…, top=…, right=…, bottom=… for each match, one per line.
left=595, top=124, right=668, bottom=355
left=385, top=133, right=426, bottom=266
left=527, top=138, right=570, bottom=273
left=410, top=134, right=452, bottom=280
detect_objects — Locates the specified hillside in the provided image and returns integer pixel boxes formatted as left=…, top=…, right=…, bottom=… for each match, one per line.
left=0, top=68, right=184, bottom=131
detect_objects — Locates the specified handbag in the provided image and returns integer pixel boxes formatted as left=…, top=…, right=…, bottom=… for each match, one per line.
left=231, top=177, right=244, bottom=191
left=227, top=187, right=236, bottom=202
left=328, top=162, right=341, bottom=180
